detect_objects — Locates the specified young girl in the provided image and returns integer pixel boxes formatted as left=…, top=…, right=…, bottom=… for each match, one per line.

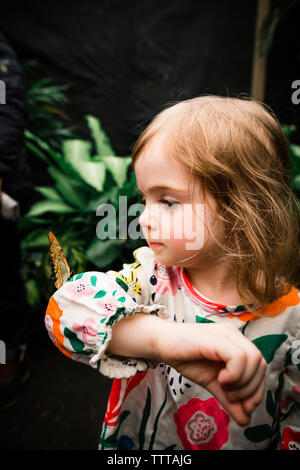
left=45, top=96, right=300, bottom=450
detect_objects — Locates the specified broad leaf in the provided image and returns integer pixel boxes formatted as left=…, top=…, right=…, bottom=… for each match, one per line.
left=244, top=424, right=272, bottom=442
left=86, top=237, right=124, bottom=268
left=35, top=186, right=63, bottom=201
left=62, top=139, right=92, bottom=163
left=70, top=160, right=106, bottom=192
left=48, top=166, right=90, bottom=208
left=100, top=155, right=132, bottom=188
left=25, top=228, right=51, bottom=248
left=252, top=334, right=288, bottom=363
left=85, top=114, right=115, bottom=156
left=26, top=199, right=76, bottom=217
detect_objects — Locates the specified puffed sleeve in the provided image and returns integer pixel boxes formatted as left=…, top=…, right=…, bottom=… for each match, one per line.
left=45, top=248, right=170, bottom=379
left=277, top=323, right=300, bottom=450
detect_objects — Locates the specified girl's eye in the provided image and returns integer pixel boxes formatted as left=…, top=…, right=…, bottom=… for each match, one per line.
left=140, top=197, right=178, bottom=208
left=159, top=199, right=178, bottom=208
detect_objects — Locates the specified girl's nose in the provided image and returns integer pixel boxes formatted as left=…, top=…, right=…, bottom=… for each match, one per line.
left=139, top=203, right=159, bottom=233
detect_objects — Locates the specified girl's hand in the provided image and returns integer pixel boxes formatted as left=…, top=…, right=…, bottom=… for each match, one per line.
left=157, top=322, right=267, bottom=427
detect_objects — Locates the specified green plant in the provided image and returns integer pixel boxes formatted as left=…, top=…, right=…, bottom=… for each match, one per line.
left=282, top=124, right=300, bottom=201
left=20, top=115, right=145, bottom=310
left=22, top=59, right=76, bottom=149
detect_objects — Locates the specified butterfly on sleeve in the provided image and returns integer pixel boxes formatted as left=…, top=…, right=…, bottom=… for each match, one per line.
left=48, top=231, right=72, bottom=289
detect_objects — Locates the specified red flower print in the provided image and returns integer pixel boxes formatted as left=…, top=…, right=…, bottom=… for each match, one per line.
left=174, top=398, right=230, bottom=450
left=292, top=386, right=300, bottom=397
left=280, top=427, right=300, bottom=450
left=104, top=371, right=148, bottom=426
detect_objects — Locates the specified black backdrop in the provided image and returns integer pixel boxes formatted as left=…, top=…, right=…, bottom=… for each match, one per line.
left=0, top=0, right=299, bottom=152
left=0, top=0, right=259, bottom=154
left=0, top=0, right=299, bottom=154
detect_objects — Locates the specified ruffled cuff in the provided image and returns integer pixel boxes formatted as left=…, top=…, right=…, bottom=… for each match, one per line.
left=45, top=271, right=170, bottom=378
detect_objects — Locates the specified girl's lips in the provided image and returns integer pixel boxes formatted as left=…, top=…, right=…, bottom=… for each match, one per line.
left=149, top=242, right=164, bottom=249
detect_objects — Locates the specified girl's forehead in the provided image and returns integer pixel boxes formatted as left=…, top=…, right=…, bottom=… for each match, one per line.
left=135, top=133, right=187, bottom=173
left=134, top=148, right=192, bottom=192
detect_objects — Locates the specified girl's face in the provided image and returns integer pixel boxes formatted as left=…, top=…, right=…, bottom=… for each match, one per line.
left=134, top=134, right=225, bottom=268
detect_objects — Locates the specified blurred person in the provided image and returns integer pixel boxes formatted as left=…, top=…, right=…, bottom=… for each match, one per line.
left=0, top=32, right=32, bottom=410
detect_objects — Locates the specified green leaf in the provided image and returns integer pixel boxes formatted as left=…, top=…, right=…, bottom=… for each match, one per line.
left=241, top=320, right=250, bottom=336
left=139, top=387, right=151, bottom=450
left=195, top=316, right=215, bottom=323
left=35, top=186, right=63, bottom=201
left=149, top=389, right=167, bottom=450
left=25, top=279, right=40, bottom=308
left=24, top=228, right=50, bottom=248
left=266, top=390, right=276, bottom=418
left=25, top=140, right=52, bottom=165
left=244, top=424, right=272, bottom=442
left=25, top=199, right=76, bottom=217
left=99, top=410, right=130, bottom=448
left=69, top=160, right=106, bottom=192
left=274, top=372, right=285, bottom=404
left=290, top=143, right=300, bottom=159
left=48, top=166, right=89, bottom=208
left=90, top=275, right=97, bottom=287
left=93, top=290, right=106, bottom=299
left=25, top=130, right=70, bottom=173
left=284, top=347, right=293, bottom=367
left=100, top=156, right=132, bottom=188
left=292, top=174, right=300, bottom=190
left=282, top=124, right=297, bottom=138
left=86, top=186, right=119, bottom=211
left=115, top=277, right=129, bottom=292
left=252, top=334, right=288, bottom=363
left=62, top=139, right=92, bottom=163
left=85, top=115, right=115, bottom=156
left=64, top=327, right=84, bottom=353
left=86, top=238, right=123, bottom=269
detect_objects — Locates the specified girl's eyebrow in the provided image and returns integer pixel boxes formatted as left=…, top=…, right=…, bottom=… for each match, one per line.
left=137, top=185, right=188, bottom=196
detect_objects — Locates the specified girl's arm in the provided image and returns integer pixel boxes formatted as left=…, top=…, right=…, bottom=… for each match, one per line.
left=45, top=269, right=266, bottom=425
left=107, top=313, right=267, bottom=427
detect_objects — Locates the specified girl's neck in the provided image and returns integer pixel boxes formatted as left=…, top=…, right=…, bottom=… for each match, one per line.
left=184, top=259, right=243, bottom=306
left=187, top=273, right=242, bottom=305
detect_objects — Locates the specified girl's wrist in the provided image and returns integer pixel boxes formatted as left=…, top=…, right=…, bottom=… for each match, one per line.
left=155, top=321, right=186, bottom=366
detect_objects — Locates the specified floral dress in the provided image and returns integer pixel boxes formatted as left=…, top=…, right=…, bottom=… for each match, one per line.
left=45, top=246, right=300, bottom=450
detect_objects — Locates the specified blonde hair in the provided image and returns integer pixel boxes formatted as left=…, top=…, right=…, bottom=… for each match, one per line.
left=131, top=95, right=300, bottom=311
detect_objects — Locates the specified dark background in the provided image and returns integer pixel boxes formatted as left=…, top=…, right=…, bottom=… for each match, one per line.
left=0, top=0, right=299, bottom=450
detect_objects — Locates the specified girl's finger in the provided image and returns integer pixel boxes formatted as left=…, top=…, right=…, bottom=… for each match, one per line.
left=214, top=338, right=251, bottom=386
left=207, top=379, right=253, bottom=427
left=225, top=356, right=267, bottom=402
left=220, top=328, right=265, bottom=390
left=241, top=375, right=266, bottom=416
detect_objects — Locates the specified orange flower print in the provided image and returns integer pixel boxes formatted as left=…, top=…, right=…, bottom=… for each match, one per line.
left=45, top=297, right=72, bottom=359
left=174, top=398, right=230, bottom=450
left=227, top=286, right=300, bottom=322
left=256, top=286, right=300, bottom=316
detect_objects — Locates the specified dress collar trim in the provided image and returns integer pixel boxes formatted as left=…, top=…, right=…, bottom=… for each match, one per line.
left=173, top=266, right=254, bottom=315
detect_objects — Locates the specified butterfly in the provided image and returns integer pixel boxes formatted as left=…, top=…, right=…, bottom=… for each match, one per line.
left=48, top=231, right=72, bottom=289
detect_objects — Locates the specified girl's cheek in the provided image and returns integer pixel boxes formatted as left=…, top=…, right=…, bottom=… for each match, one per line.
left=172, top=207, right=203, bottom=240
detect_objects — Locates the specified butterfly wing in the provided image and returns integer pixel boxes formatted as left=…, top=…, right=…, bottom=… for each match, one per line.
left=48, top=231, right=71, bottom=289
